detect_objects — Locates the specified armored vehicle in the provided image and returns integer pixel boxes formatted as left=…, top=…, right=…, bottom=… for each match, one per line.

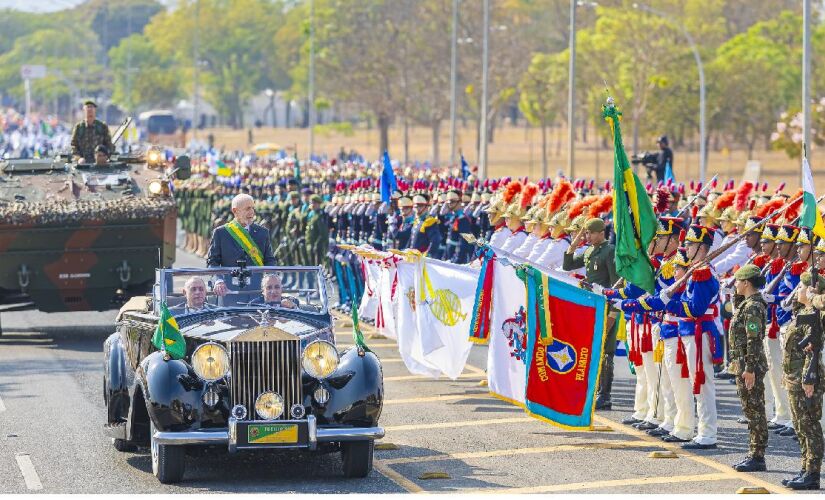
left=0, top=119, right=190, bottom=318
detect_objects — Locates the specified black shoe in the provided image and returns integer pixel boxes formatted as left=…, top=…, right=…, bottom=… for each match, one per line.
left=788, top=471, right=820, bottom=490
left=736, top=416, right=749, bottom=424
left=734, top=456, right=766, bottom=472
left=779, top=427, right=796, bottom=437
left=594, top=396, right=612, bottom=410
left=767, top=421, right=783, bottom=430
left=662, top=434, right=690, bottom=443
left=635, top=422, right=658, bottom=431
left=622, top=416, right=642, bottom=425
left=782, top=470, right=806, bottom=486
left=715, top=371, right=735, bottom=380
left=728, top=378, right=737, bottom=384
left=647, top=427, right=669, bottom=437
left=682, top=441, right=718, bottom=450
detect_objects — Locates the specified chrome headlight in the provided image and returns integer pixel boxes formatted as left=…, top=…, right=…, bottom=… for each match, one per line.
left=191, top=343, right=230, bottom=382
left=148, top=180, right=164, bottom=196
left=301, top=340, right=339, bottom=379
left=255, top=391, right=284, bottom=420
left=147, top=150, right=161, bottom=165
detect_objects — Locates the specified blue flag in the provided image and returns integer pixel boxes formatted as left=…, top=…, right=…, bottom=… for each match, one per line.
left=460, top=153, right=471, bottom=180
left=380, top=150, right=397, bottom=203
left=664, top=161, right=675, bottom=184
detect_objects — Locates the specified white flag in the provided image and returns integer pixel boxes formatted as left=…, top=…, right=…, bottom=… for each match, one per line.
left=394, top=261, right=442, bottom=378
left=376, top=264, right=398, bottom=340
left=487, top=260, right=528, bottom=406
left=415, top=258, right=477, bottom=380
left=357, top=258, right=381, bottom=321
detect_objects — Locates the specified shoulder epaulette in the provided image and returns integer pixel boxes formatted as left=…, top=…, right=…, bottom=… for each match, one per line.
left=659, top=259, right=675, bottom=280
left=421, top=216, right=439, bottom=230
left=770, top=258, right=786, bottom=275
left=691, top=266, right=712, bottom=282
left=753, top=254, right=770, bottom=268
left=791, top=261, right=809, bottom=276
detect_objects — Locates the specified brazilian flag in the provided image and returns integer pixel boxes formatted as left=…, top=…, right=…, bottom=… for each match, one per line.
left=151, top=303, right=186, bottom=360
left=603, top=101, right=656, bottom=293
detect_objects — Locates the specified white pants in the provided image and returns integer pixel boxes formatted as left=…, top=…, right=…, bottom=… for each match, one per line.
left=684, top=333, right=717, bottom=445
left=629, top=321, right=650, bottom=421
left=645, top=326, right=675, bottom=428
left=656, top=350, right=677, bottom=432
left=663, top=336, right=695, bottom=441
left=764, top=334, right=792, bottom=426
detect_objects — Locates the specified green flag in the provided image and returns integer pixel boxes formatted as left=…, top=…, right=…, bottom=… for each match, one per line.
left=603, top=101, right=656, bottom=293
left=351, top=302, right=371, bottom=353
left=151, top=303, right=186, bottom=360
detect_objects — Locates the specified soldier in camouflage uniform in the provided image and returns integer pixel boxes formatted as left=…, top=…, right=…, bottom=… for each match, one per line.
left=783, top=271, right=825, bottom=490
left=305, top=195, right=329, bottom=267
left=70, top=101, right=113, bottom=163
left=728, top=264, right=769, bottom=472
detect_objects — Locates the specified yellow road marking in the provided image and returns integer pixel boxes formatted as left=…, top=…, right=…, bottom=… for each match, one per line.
left=380, top=440, right=653, bottom=466
left=592, top=415, right=790, bottom=495
left=373, top=460, right=424, bottom=494
left=384, top=372, right=485, bottom=382
left=384, top=393, right=488, bottom=405
left=385, top=416, right=531, bottom=433
left=467, top=472, right=735, bottom=494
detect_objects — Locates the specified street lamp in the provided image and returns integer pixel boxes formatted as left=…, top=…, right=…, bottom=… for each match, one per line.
left=449, top=0, right=459, bottom=167
left=265, top=88, right=275, bottom=127
left=478, top=0, right=490, bottom=180
left=308, top=0, right=316, bottom=165
left=632, top=2, right=707, bottom=183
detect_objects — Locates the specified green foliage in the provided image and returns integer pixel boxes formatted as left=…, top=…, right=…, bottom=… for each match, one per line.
left=109, top=34, right=180, bottom=110
left=313, top=121, right=354, bottom=137
left=518, top=52, right=567, bottom=127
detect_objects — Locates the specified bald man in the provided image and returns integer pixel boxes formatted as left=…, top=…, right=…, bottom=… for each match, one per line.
left=207, top=193, right=277, bottom=296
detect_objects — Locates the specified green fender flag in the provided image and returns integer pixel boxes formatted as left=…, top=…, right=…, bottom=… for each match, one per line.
left=152, top=303, right=186, bottom=360
left=603, top=101, right=656, bottom=293
left=351, top=301, right=371, bottom=352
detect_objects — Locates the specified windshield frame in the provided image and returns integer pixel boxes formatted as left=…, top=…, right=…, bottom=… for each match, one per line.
left=154, top=266, right=328, bottom=316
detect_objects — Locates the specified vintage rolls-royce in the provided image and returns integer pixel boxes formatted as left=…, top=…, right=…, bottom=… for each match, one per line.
left=102, top=265, right=384, bottom=484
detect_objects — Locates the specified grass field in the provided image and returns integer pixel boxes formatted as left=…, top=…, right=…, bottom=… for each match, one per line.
left=201, top=124, right=815, bottom=192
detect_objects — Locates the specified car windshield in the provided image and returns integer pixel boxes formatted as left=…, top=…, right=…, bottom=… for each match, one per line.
left=155, top=266, right=327, bottom=316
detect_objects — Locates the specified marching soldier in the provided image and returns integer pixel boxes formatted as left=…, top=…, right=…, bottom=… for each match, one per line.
left=728, top=264, right=769, bottom=472
left=443, top=190, right=474, bottom=264
left=407, top=194, right=443, bottom=257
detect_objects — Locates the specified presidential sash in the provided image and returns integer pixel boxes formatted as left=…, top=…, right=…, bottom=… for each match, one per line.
left=225, top=220, right=264, bottom=266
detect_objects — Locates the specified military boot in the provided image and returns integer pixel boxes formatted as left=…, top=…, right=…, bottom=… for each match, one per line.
left=595, top=354, right=614, bottom=410
left=781, top=470, right=806, bottom=486
left=734, top=456, right=766, bottom=472
left=787, top=471, right=820, bottom=490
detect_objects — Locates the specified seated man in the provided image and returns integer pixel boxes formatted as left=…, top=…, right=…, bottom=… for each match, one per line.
left=94, top=144, right=109, bottom=166
left=247, top=273, right=298, bottom=308
left=170, top=276, right=215, bottom=314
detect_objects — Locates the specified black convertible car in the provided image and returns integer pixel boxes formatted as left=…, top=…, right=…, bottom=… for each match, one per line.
left=102, top=265, right=384, bottom=483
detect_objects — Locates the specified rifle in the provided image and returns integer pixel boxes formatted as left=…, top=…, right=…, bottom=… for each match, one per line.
left=674, top=174, right=719, bottom=220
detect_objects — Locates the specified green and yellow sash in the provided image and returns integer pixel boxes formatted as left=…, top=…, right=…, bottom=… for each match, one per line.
left=225, top=220, right=264, bottom=266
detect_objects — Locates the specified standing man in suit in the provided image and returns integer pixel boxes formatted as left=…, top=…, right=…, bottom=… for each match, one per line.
left=207, top=193, right=277, bottom=297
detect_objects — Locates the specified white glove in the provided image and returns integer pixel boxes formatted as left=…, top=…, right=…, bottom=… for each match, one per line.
left=761, top=292, right=776, bottom=303
left=658, top=289, right=672, bottom=305
left=591, top=283, right=604, bottom=295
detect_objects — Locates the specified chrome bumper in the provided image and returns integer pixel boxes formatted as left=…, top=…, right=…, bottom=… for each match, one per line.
left=150, top=415, right=384, bottom=452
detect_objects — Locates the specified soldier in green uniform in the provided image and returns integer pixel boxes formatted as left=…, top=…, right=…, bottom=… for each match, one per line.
left=784, top=271, right=825, bottom=490
left=305, top=194, right=329, bottom=267
left=728, top=264, right=769, bottom=472
left=563, top=217, right=618, bottom=409
left=70, top=101, right=114, bottom=163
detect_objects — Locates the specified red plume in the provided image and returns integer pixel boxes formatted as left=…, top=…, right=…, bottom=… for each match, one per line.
left=761, top=182, right=768, bottom=192
left=783, top=189, right=804, bottom=222
left=734, top=182, right=754, bottom=211
left=755, top=198, right=785, bottom=218
left=520, top=183, right=539, bottom=210
left=568, top=195, right=599, bottom=219
left=502, top=180, right=522, bottom=204
left=654, top=187, right=671, bottom=214
left=691, top=205, right=699, bottom=219
left=547, top=179, right=576, bottom=214
left=714, top=190, right=735, bottom=211
left=748, top=199, right=756, bottom=211
left=588, top=194, right=614, bottom=217
left=775, top=182, right=786, bottom=195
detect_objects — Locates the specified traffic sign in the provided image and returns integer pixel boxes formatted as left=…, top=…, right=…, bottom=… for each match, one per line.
left=20, top=65, right=47, bottom=80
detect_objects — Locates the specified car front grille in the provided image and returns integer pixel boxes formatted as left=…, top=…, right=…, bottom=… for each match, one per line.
left=228, top=339, right=303, bottom=419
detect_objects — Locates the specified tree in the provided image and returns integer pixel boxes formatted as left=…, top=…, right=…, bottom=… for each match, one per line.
left=518, top=52, right=566, bottom=177
left=109, top=34, right=180, bottom=111
left=89, top=0, right=164, bottom=56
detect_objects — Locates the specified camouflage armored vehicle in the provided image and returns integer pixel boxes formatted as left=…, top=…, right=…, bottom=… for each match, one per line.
left=0, top=119, right=190, bottom=319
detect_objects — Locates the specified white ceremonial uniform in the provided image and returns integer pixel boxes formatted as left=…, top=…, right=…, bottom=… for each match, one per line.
left=513, top=233, right=538, bottom=259
left=534, top=237, right=571, bottom=271
left=489, top=226, right=512, bottom=250
left=711, top=237, right=753, bottom=276
left=525, top=235, right=552, bottom=264
left=500, top=229, right=528, bottom=254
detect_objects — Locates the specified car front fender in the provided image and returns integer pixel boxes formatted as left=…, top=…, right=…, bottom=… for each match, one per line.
left=138, top=351, right=206, bottom=432
left=313, top=348, right=383, bottom=428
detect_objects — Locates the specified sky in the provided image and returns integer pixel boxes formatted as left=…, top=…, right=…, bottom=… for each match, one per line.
left=0, top=0, right=177, bottom=12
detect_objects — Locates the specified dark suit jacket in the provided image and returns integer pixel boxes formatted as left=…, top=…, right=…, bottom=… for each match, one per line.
left=207, top=223, right=277, bottom=268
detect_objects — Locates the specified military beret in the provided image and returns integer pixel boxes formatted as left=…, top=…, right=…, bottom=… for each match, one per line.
left=733, top=264, right=761, bottom=281
left=310, top=194, right=323, bottom=203
left=801, top=271, right=825, bottom=293
left=585, top=217, right=605, bottom=232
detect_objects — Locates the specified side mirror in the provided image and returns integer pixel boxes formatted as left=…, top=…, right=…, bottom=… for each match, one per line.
left=174, top=155, right=191, bottom=180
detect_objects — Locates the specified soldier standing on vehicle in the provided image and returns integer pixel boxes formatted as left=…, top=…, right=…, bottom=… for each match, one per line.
left=71, top=100, right=113, bottom=163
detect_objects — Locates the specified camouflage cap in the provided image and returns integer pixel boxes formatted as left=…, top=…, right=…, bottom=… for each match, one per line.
left=733, top=264, right=761, bottom=281
left=585, top=217, right=606, bottom=232
left=801, top=271, right=825, bottom=293
left=310, top=194, right=323, bottom=203
left=288, top=190, right=300, bottom=199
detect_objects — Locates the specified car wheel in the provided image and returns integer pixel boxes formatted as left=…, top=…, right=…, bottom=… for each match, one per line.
left=150, top=420, right=186, bottom=484
left=341, top=440, right=374, bottom=478
left=112, top=437, right=137, bottom=452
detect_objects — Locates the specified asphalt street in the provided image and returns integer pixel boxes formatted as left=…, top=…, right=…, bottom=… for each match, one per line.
left=0, top=247, right=819, bottom=493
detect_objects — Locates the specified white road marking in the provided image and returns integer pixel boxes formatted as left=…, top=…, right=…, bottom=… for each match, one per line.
left=15, top=454, right=43, bottom=491
left=0, top=393, right=6, bottom=413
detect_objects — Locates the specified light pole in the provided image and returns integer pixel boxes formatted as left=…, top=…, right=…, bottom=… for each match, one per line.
left=193, top=0, right=200, bottom=139
left=478, top=0, right=490, bottom=180
left=568, top=0, right=578, bottom=179
left=632, top=2, right=706, bottom=182
left=308, top=0, right=316, bottom=164
left=449, top=0, right=459, bottom=167
left=803, top=0, right=812, bottom=174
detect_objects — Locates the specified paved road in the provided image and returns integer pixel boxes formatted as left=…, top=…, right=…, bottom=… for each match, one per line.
left=0, top=248, right=817, bottom=493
